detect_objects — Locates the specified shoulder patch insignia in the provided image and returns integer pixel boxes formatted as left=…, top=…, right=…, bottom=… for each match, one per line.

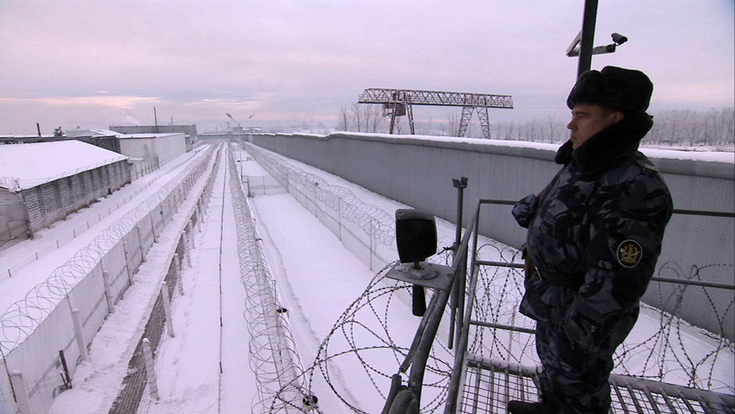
left=617, top=239, right=643, bottom=268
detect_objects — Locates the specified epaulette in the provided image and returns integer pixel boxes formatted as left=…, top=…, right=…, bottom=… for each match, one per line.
left=633, top=152, right=660, bottom=173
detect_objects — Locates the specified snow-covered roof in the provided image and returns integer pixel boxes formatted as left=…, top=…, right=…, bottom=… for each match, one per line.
left=0, top=140, right=128, bottom=192
left=117, top=133, right=183, bottom=140
left=65, top=129, right=122, bottom=138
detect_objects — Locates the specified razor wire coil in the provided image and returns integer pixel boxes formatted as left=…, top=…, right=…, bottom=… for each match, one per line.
left=240, top=143, right=734, bottom=412
left=227, top=145, right=312, bottom=413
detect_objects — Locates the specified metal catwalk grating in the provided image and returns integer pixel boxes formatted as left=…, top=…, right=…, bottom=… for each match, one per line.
left=458, top=356, right=735, bottom=414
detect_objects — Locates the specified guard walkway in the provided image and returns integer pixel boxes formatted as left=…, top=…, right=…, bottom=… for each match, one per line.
left=460, top=357, right=734, bottom=413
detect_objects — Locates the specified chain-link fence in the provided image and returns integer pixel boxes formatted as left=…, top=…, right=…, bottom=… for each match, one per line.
left=108, top=146, right=219, bottom=414
left=243, top=142, right=397, bottom=272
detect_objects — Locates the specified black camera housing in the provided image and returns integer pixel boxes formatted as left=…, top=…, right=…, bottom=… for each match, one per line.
left=395, top=209, right=437, bottom=264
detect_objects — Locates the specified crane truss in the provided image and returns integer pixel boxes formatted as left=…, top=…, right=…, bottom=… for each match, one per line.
left=358, top=88, right=513, bottom=138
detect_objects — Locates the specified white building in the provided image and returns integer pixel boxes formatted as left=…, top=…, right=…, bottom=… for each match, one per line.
left=117, top=132, right=187, bottom=167
left=0, top=141, right=129, bottom=244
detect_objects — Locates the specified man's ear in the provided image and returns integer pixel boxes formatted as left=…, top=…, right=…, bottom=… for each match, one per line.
left=612, top=111, right=625, bottom=123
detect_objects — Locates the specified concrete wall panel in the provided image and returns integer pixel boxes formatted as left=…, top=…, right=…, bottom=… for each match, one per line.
left=249, top=132, right=735, bottom=338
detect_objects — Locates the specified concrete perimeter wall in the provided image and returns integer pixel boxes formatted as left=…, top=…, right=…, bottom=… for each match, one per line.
left=249, top=132, right=735, bottom=339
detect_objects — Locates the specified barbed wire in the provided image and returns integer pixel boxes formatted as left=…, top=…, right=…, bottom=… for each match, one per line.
left=226, top=145, right=313, bottom=413
left=303, top=258, right=456, bottom=414
left=0, top=147, right=214, bottom=353
left=240, top=142, right=733, bottom=410
left=242, top=143, right=395, bottom=248
left=298, top=244, right=734, bottom=412
left=614, top=262, right=735, bottom=392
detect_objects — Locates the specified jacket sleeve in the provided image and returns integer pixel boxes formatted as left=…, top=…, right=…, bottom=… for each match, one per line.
left=560, top=171, right=673, bottom=352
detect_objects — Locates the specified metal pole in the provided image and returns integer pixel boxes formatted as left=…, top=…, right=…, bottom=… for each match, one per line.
left=9, top=371, right=32, bottom=414
left=578, top=0, right=599, bottom=76
left=449, top=177, right=468, bottom=348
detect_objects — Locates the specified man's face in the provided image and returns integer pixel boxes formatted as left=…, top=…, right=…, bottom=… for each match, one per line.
left=567, top=104, right=623, bottom=149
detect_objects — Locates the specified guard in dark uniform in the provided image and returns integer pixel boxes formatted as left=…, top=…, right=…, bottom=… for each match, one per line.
left=509, top=66, right=673, bottom=414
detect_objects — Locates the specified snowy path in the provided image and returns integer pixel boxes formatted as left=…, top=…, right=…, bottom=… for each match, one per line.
left=138, top=146, right=255, bottom=413
left=132, top=146, right=435, bottom=413
left=32, top=143, right=733, bottom=413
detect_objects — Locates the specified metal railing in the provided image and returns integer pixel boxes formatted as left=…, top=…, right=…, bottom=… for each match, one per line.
left=369, top=194, right=735, bottom=413
left=440, top=199, right=735, bottom=413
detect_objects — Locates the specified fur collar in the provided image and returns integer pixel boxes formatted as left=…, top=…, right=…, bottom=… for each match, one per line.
left=554, top=111, right=653, bottom=174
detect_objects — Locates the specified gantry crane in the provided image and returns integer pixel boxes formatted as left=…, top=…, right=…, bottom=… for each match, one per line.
left=358, top=88, right=513, bottom=139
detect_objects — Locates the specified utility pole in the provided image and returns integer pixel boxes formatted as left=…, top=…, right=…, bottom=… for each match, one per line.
left=578, top=0, right=599, bottom=77
left=154, top=107, right=159, bottom=132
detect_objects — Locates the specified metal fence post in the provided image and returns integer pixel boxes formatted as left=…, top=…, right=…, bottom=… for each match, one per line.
left=369, top=217, right=374, bottom=271
left=101, top=269, right=115, bottom=313
left=122, top=241, right=134, bottom=285
left=183, top=230, right=193, bottom=266
left=142, top=338, right=159, bottom=400
left=9, top=371, right=32, bottom=414
left=71, top=308, right=88, bottom=362
left=150, top=212, right=158, bottom=243
left=174, top=253, right=184, bottom=296
left=136, top=224, right=146, bottom=264
left=337, top=197, right=343, bottom=241
left=161, top=282, right=175, bottom=338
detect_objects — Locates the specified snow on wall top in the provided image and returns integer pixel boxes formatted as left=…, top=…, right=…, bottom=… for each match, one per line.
left=325, top=131, right=735, bottom=164
left=0, top=140, right=128, bottom=192
left=116, top=132, right=183, bottom=139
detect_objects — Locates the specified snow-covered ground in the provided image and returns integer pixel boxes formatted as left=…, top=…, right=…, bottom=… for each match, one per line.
left=1, top=142, right=731, bottom=413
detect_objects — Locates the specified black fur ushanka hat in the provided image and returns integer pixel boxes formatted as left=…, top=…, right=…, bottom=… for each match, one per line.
left=567, top=66, right=653, bottom=113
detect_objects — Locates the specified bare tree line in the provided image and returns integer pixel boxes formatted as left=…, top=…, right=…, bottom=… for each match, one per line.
left=338, top=105, right=734, bottom=149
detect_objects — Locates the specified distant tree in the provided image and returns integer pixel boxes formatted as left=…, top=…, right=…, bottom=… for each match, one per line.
left=364, top=105, right=383, bottom=133
left=338, top=106, right=349, bottom=131
left=446, top=113, right=460, bottom=137
left=548, top=114, right=560, bottom=143
left=506, top=122, right=515, bottom=140
left=336, top=106, right=733, bottom=148
left=351, top=104, right=363, bottom=132
left=646, top=108, right=734, bottom=148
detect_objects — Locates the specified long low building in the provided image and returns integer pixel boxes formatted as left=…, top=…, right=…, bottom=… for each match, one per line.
left=0, top=140, right=130, bottom=245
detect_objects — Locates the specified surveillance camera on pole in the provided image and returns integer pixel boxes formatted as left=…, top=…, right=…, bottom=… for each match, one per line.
left=567, top=31, right=630, bottom=57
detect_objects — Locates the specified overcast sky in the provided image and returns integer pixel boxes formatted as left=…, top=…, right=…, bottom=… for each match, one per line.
left=1, top=0, right=733, bottom=135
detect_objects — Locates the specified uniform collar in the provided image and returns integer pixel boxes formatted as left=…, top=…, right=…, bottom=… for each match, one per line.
left=555, top=111, right=653, bottom=174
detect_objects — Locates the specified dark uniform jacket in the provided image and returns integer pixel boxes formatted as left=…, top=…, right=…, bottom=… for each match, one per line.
left=514, top=112, right=673, bottom=355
